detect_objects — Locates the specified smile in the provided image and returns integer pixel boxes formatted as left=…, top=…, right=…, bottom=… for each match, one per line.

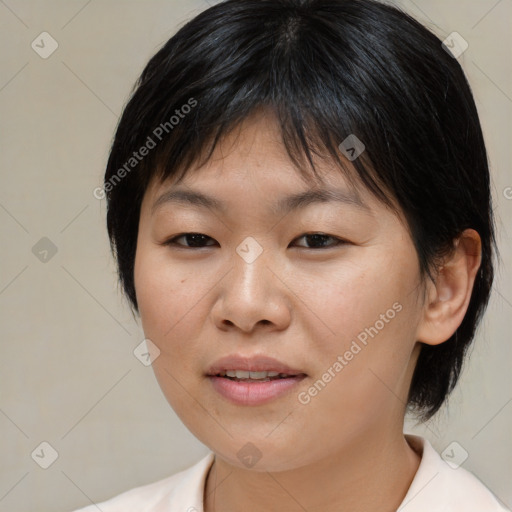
left=206, top=354, right=307, bottom=405
left=208, top=371, right=307, bottom=405
left=215, top=370, right=300, bottom=381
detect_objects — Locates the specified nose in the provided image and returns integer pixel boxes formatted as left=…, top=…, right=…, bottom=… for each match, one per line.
left=210, top=242, right=292, bottom=334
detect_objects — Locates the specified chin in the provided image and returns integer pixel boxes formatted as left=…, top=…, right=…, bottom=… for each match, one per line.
left=203, top=434, right=313, bottom=473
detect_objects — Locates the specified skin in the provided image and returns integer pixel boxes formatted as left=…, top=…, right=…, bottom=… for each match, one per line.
left=134, top=109, right=482, bottom=512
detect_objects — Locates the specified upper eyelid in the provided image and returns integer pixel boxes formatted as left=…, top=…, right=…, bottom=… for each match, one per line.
left=165, top=232, right=345, bottom=247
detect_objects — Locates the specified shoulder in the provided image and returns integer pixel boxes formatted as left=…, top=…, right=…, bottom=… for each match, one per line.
left=70, top=452, right=215, bottom=512
left=400, top=435, right=510, bottom=512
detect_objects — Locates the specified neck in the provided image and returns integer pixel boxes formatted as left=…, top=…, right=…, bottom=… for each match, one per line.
left=204, top=428, right=421, bottom=512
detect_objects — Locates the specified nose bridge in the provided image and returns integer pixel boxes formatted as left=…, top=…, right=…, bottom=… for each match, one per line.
left=231, top=235, right=272, bottom=303
left=213, top=235, right=290, bottom=332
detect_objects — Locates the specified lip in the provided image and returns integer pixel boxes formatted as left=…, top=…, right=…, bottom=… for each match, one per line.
left=206, top=354, right=307, bottom=406
left=206, top=354, right=304, bottom=375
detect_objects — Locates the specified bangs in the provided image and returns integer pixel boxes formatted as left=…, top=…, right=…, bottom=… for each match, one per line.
left=109, top=3, right=417, bottom=212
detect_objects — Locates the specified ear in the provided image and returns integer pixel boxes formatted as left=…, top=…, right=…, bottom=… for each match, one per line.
left=416, top=229, right=482, bottom=346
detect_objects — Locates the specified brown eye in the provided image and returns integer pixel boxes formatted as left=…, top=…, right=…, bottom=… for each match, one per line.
left=164, top=233, right=217, bottom=248
left=293, top=233, right=346, bottom=249
left=163, top=232, right=347, bottom=250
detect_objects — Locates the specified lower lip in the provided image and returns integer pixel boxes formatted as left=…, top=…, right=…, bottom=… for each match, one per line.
left=208, top=375, right=306, bottom=406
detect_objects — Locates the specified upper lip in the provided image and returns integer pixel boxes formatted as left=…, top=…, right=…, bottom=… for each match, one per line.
left=206, top=354, right=306, bottom=376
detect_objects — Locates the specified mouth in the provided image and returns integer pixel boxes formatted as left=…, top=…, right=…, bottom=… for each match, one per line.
left=206, top=355, right=307, bottom=405
left=213, top=369, right=305, bottom=382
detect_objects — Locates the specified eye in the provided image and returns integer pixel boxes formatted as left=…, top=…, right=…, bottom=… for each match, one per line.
left=163, top=232, right=346, bottom=250
left=163, top=233, right=217, bottom=248
left=292, top=233, right=346, bottom=249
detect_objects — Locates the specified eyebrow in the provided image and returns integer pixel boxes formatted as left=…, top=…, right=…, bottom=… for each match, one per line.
left=151, top=187, right=370, bottom=216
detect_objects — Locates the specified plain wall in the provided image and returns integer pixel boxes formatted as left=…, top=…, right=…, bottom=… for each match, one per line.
left=0, top=1, right=510, bottom=511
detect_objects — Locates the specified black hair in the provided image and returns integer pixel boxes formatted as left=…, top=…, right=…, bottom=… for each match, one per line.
left=103, top=0, right=496, bottom=420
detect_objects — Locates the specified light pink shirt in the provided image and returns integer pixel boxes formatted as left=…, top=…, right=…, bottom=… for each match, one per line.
left=72, top=435, right=509, bottom=511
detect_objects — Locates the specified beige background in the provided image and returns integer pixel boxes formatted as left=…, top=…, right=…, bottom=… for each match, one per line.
left=0, top=1, right=510, bottom=511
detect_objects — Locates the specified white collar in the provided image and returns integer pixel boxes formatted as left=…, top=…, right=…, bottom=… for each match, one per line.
left=95, top=435, right=508, bottom=511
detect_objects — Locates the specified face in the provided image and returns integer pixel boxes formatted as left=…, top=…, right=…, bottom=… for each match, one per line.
left=134, top=111, right=426, bottom=472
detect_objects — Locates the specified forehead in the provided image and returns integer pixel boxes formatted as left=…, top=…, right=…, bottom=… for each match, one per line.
left=173, top=109, right=325, bottom=188
left=145, top=160, right=371, bottom=223
left=141, top=109, right=398, bottom=221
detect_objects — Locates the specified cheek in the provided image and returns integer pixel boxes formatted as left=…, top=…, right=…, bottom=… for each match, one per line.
left=134, top=247, right=208, bottom=409
left=300, top=252, right=422, bottom=404
left=133, top=242, right=219, bottom=387
left=304, top=254, right=415, bottom=345
left=135, top=243, right=197, bottom=334
left=134, top=256, right=173, bottom=337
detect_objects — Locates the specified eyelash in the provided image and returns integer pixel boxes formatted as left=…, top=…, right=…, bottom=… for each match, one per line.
left=162, top=232, right=348, bottom=250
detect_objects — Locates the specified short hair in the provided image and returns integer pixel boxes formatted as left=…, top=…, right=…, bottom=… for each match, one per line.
left=103, top=0, right=496, bottom=420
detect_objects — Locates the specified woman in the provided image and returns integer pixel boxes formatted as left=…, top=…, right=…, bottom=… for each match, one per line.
left=74, top=0, right=508, bottom=510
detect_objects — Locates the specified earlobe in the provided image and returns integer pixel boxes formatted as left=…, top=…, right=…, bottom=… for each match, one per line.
left=416, top=229, right=482, bottom=346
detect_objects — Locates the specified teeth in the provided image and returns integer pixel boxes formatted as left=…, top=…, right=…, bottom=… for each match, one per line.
left=218, top=370, right=294, bottom=379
